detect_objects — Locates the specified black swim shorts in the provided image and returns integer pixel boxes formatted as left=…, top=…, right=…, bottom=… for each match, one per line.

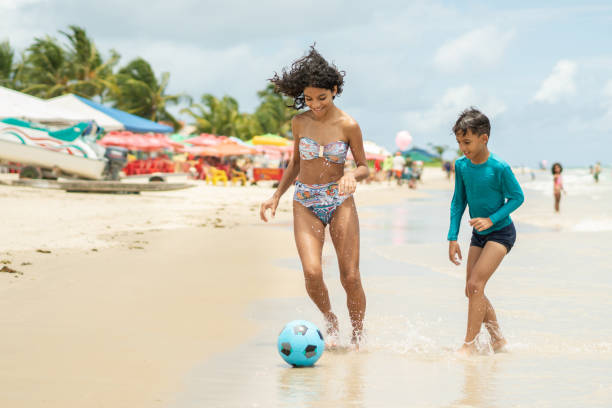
left=470, top=222, right=516, bottom=253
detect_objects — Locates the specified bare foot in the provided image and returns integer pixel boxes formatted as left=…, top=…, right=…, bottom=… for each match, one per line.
left=485, top=323, right=507, bottom=353
left=350, top=329, right=365, bottom=352
left=456, top=341, right=478, bottom=357
left=491, top=338, right=507, bottom=353
left=324, top=312, right=339, bottom=349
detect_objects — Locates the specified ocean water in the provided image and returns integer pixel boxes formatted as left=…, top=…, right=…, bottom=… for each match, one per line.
left=172, top=170, right=612, bottom=407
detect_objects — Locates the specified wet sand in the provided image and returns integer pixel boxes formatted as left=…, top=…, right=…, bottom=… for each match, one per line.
left=172, top=169, right=612, bottom=408
left=0, top=170, right=441, bottom=407
left=4, top=168, right=610, bottom=407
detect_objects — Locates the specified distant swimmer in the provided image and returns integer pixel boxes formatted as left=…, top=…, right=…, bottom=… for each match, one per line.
left=260, top=46, right=369, bottom=348
left=593, top=162, right=601, bottom=183
left=552, top=162, right=565, bottom=213
left=447, top=108, right=525, bottom=355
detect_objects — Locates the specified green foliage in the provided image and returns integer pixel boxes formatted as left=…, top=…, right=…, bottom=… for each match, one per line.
left=7, top=25, right=299, bottom=135
left=181, top=94, right=261, bottom=139
left=182, top=85, right=299, bottom=140
left=18, top=26, right=118, bottom=100
left=112, top=58, right=183, bottom=128
left=428, top=143, right=449, bottom=160
left=0, top=41, right=16, bottom=87
left=254, top=84, right=299, bottom=138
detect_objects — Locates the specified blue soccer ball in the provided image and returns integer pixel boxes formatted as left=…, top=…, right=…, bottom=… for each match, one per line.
left=277, top=320, right=325, bottom=367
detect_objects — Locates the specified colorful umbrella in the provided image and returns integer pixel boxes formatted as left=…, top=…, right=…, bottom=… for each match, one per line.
left=250, top=134, right=292, bottom=146
left=184, top=133, right=225, bottom=146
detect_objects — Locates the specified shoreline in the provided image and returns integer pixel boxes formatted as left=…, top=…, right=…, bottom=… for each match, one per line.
left=0, top=168, right=449, bottom=407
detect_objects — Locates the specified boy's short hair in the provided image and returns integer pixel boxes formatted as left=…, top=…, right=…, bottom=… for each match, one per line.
left=453, top=107, right=491, bottom=138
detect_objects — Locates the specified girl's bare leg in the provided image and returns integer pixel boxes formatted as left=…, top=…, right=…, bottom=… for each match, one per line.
left=329, top=197, right=366, bottom=345
left=463, top=242, right=507, bottom=354
left=466, top=246, right=505, bottom=350
left=554, top=191, right=561, bottom=212
left=293, top=202, right=339, bottom=341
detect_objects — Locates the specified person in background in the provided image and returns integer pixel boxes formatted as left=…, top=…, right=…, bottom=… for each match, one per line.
left=443, top=160, right=452, bottom=180
left=593, top=162, right=601, bottom=183
left=382, top=155, right=393, bottom=183
left=551, top=162, right=565, bottom=213
left=392, top=151, right=405, bottom=185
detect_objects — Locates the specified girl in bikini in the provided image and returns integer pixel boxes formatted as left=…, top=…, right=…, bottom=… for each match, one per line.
left=259, top=46, right=369, bottom=346
left=552, top=162, right=564, bottom=212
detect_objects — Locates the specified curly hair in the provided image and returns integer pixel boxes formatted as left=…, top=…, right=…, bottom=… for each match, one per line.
left=551, top=162, right=563, bottom=175
left=269, top=45, right=345, bottom=110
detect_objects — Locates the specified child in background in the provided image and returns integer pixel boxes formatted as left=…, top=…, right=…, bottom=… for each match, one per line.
left=552, top=163, right=565, bottom=212
left=447, top=108, right=525, bottom=355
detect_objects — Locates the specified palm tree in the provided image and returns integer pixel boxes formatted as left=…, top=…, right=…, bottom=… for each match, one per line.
left=19, top=26, right=118, bottom=100
left=113, top=58, right=183, bottom=128
left=181, top=93, right=262, bottom=139
left=59, top=25, right=119, bottom=101
left=254, top=84, right=299, bottom=138
left=19, top=36, right=71, bottom=98
left=428, top=143, right=448, bottom=161
left=0, top=41, right=17, bottom=88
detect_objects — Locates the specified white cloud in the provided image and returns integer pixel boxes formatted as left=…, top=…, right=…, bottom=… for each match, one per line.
left=0, top=0, right=44, bottom=9
left=533, top=60, right=577, bottom=103
left=403, top=85, right=506, bottom=134
left=433, top=26, right=515, bottom=72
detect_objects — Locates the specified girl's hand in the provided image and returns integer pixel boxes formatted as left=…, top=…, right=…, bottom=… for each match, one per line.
left=260, top=194, right=280, bottom=222
left=338, top=172, right=357, bottom=195
left=449, top=241, right=462, bottom=265
left=469, top=217, right=493, bottom=232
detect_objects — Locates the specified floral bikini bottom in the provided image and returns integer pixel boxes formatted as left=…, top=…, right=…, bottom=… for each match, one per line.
left=293, top=181, right=351, bottom=225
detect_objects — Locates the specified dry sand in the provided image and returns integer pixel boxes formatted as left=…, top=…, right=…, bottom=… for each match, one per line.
left=0, top=169, right=448, bottom=407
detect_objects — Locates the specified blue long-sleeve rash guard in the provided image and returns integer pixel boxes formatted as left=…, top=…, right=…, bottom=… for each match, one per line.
left=447, top=153, right=525, bottom=241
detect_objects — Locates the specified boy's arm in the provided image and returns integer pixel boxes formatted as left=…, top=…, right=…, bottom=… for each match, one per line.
left=447, top=163, right=467, bottom=241
left=489, top=165, right=525, bottom=224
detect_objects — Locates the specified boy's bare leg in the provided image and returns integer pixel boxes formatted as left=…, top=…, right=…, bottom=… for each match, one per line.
left=330, top=197, right=366, bottom=348
left=483, top=296, right=507, bottom=351
left=462, top=242, right=507, bottom=354
left=293, top=202, right=339, bottom=344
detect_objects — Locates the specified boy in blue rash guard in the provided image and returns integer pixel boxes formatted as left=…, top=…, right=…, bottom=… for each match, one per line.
left=447, top=108, right=524, bottom=355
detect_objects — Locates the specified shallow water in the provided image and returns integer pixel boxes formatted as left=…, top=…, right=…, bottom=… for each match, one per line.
left=173, top=170, right=612, bottom=407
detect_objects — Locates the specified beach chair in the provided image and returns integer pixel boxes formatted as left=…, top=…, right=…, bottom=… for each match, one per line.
left=207, top=167, right=228, bottom=186
left=231, top=169, right=247, bottom=186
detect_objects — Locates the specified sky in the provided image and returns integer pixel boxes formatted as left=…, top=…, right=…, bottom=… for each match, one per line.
left=2, top=0, right=611, bottom=167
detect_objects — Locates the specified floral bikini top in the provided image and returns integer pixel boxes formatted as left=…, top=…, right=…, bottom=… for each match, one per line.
left=299, top=137, right=349, bottom=164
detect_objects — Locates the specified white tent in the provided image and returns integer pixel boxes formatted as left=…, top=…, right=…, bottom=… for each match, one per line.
left=46, top=94, right=123, bottom=131
left=0, top=86, right=80, bottom=124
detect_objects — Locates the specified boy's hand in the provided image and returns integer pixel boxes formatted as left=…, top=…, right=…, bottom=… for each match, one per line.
left=469, top=217, right=493, bottom=232
left=448, top=241, right=462, bottom=265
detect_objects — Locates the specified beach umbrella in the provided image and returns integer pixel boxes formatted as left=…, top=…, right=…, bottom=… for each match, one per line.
left=395, top=130, right=412, bottom=150
left=190, top=141, right=256, bottom=157
left=213, top=141, right=257, bottom=157
left=184, top=133, right=224, bottom=146
left=98, top=133, right=129, bottom=149
left=254, top=144, right=294, bottom=159
left=347, top=140, right=391, bottom=161
left=228, top=136, right=254, bottom=147
left=250, top=134, right=292, bottom=146
left=153, top=133, right=182, bottom=150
